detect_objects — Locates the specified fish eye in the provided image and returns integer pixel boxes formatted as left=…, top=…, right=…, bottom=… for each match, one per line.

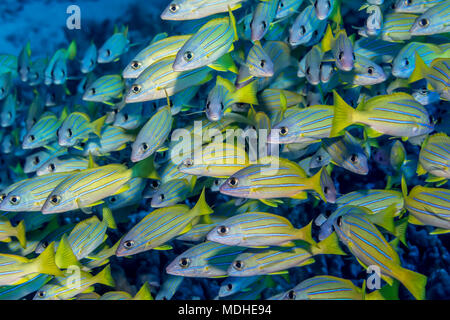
left=350, top=154, right=358, bottom=162
left=159, top=194, right=165, bottom=201
left=183, top=51, right=194, bottom=62
left=106, top=49, right=111, bottom=57
left=352, top=52, right=355, bottom=60
left=314, top=0, right=318, bottom=8
left=123, top=113, right=129, bottom=121
left=169, top=3, right=179, bottom=12
left=405, top=0, right=412, bottom=5
left=0, top=194, right=5, bottom=202
left=217, top=225, right=229, bottom=235
left=299, top=25, right=306, bottom=35
left=183, top=158, right=193, bottom=167
left=179, top=257, right=190, bottom=268
left=109, top=196, right=117, bottom=203
left=37, top=291, right=45, bottom=298
left=260, top=59, right=266, bottom=68
left=49, top=195, right=61, bottom=205
left=316, top=155, right=322, bottom=162
left=279, top=1, right=284, bottom=8
left=131, top=61, right=141, bottom=70
left=324, top=186, right=329, bottom=194
left=233, top=260, right=244, bottom=271
left=226, top=283, right=233, bottom=291
left=287, top=290, right=296, bottom=300
left=306, top=67, right=311, bottom=75
left=220, top=102, right=225, bottom=110
left=9, top=195, right=20, bottom=205
left=131, top=84, right=142, bottom=94
left=367, top=66, right=374, bottom=75
left=418, top=18, right=429, bottom=27
left=404, top=58, right=409, bottom=66
left=228, top=177, right=238, bottom=187
left=123, top=240, right=135, bottom=248
left=206, top=101, right=210, bottom=110
left=28, top=134, right=35, bottom=142
left=140, top=142, right=149, bottom=152
left=42, top=241, right=48, bottom=248
left=313, top=30, right=318, bottom=37
left=151, top=180, right=160, bottom=188
left=279, top=126, right=288, bottom=136
left=262, top=21, right=267, bottom=30
left=89, top=59, right=94, bottom=66
left=80, top=141, right=86, bottom=147
left=33, top=156, right=40, bottom=165
left=67, top=128, right=73, bottom=138
left=338, top=51, right=344, bottom=61
left=214, top=179, right=220, bottom=186
left=48, top=163, right=56, bottom=172
left=420, top=88, right=428, bottom=94
left=337, top=216, right=343, bottom=227
left=90, top=88, right=96, bottom=95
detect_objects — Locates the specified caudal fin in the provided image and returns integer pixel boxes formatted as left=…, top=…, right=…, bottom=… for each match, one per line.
left=309, top=167, right=327, bottom=202
left=313, top=231, right=346, bottom=256
left=33, top=242, right=64, bottom=277
left=233, top=80, right=259, bottom=106
left=396, top=267, right=427, bottom=300
left=134, top=282, right=153, bottom=300
left=330, top=90, right=355, bottom=137
left=295, top=220, right=315, bottom=246
left=93, top=264, right=115, bottom=287
left=189, top=188, right=214, bottom=217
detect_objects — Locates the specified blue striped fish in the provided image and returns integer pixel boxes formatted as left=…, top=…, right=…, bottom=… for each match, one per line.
left=36, top=156, right=89, bottom=176
left=123, top=34, right=191, bottom=79
left=336, top=189, right=404, bottom=215
left=381, top=13, right=418, bottom=42
left=155, top=275, right=184, bottom=300
left=24, top=144, right=67, bottom=173
left=227, top=232, right=345, bottom=276
left=35, top=222, right=76, bottom=254
left=339, top=53, right=387, bottom=86
left=80, top=42, right=97, bottom=74
left=1, top=93, right=17, bottom=128
left=82, top=74, right=125, bottom=105
left=98, top=26, right=130, bottom=63
left=409, top=1, right=450, bottom=35
left=116, top=189, right=212, bottom=256
left=33, top=265, right=115, bottom=300
left=131, top=106, right=172, bottom=162
left=250, top=0, right=279, bottom=41
left=160, top=0, right=245, bottom=20
left=22, top=109, right=68, bottom=149
left=0, top=172, right=74, bottom=212
left=99, top=282, right=153, bottom=300
left=409, top=55, right=449, bottom=101
left=166, top=241, right=246, bottom=278
left=0, top=274, right=51, bottom=300
left=276, top=0, right=303, bottom=18
left=331, top=91, right=434, bottom=139
left=403, top=183, right=450, bottom=232
left=126, top=55, right=213, bottom=102
left=218, top=275, right=261, bottom=297
left=57, top=112, right=105, bottom=147
left=289, top=5, right=327, bottom=46
left=417, top=133, right=450, bottom=180
left=80, top=125, right=134, bottom=156
left=151, top=178, right=195, bottom=208
left=395, top=0, right=447, bottom=13
left=172, top=9, right=238, bottom=71
left=268, top=105, right=334, bottom=144
left=206, top=212, right=314, bottom=247
left=321, top=25, right=355, bottom=72
left=246, top=41, right=274, bottom=78
left=104, top=177, right=146, bottom=210
left=0, top=242, right=63, bottom=286
left=354, top=37, right=403, bottom=63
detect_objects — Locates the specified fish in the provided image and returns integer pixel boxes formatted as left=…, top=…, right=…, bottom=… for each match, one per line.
left=40, top=158, right=157, bottom=214
left=22, top=109, right=68, bottom=150
left=150, top=178, right=193, bottom=208
left=206, top=77, right=258, bottom=121
left=123, top=34, right=191, bottom=79
left=44, top=41, right=77, bottom=86
left=250, top=0, right=279, bottom=41
left=1, top=93, right=18, bottom=128
left=321, top=25, right=355, bottom=72
left=332, top=205, right=427, bottom=300
left=36, top=156, right=90, bottom=176
left=336, top=189, right=405, bottom=216
left=417, top=133, right=450, bottom=180
left=298, top=45, right=324, bottom=85
left=395, top=0, right=447, bottom=13
left=80, top=42, right=98, bottom=74
left=131, top=106, right=173, bottom=162
left=339, top=54, right=387, bottom=86
left=116, top=188, right=212, bottom=256
left=0, top=274, right=51, bottom=300
left=0, top=172, right=75, bottom=212
left=126, top=55, right=213, bottom=103
left=33, top=265, right=115, bottom=300
left=314, top=0, right=336, bottom=20
left=358, top=4, right=383, bottom=37
left=245, top=41, right=274, bottom=78
left=155, top=275, right=184, bottom=300
left=57, top=112, right=105, bottom=147
left=218, top=275, right=261, bottom=297
left=0, top=217, right=26, bottom=248
left=409, top=1, right=450, bottom=35
left=381, top=12, right=418, bottom=42
left=161, top=0, right=245, bottom=20
left=166, top=241, right=246, bottom=278
left=0, top=242, right=63, bottom=286
left=276, top=0, right=304, bottom=19
left=172, top=10, right=239, bottom=71
left=104, top=177, right=147, bottom=210
left=227, top=232, right=345, bottom=276
left=330, top=91, right=434, bottom=139
left=35, top=222, right=76, bottom=254
left=206, top=212, right=314, bottom=247
left=321, top=131, right=369, bottom=175
left=289, top=5, right=327, bottom=46
left=99, top=282, right=153, bottom=300
left=268, top=105, right=334, bottom=144
left=18, top=42, right=32, bottom=82
left=0, top=73, right=13, bottom=100
left=178, top=141, right=251, bottom=177
left=82, top=74, right=125, bottom=105
left=98, top=26, right=130, bottom=63
left=402, top=181, right=450, bottom=233
left=409, top=55, right=449, bottom=101
left=219, top=156, right=332, bottom=203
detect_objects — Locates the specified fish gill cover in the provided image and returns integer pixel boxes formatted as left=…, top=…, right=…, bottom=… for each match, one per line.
left=0, top=0, right=448, bottom=301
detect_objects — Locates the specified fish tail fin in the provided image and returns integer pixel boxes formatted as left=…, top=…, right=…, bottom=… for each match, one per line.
left=330, top=90, right=355, bottom=137
left=131, top=156, right=160, bottom=180
left=59, top=106, right=69, bottom=122
left=321, top=24, right=335, bottom=52
left=394, top=217, right=409, bottom=247
left=189, top=188, right=214, bottom=217
left=134, top=282, right=153, bottom=300
left=295, top=220, right=315, bottom=245
left=313, top=231, right=346, bottom=256
left=34, top=242, right=64, bottom=277
left=309, top=167, right=327, bottom=202
left=396, top=267, right=427, bottom=300
left=15, top=220, right=26, bottom=249
left=90, top=115, right=106, bottom=137
left=369, top=203, right=396, bottom=234
left=208, top=53, right=238, bottom=73
left=67, top=40, right=77, bottom=60
left=94, top=264, right=115, bottom=287
left=366, top=280, right=400, bottom=300
left=408, top=53, right=429, bottom=84
left=102, top=205, right=117, bottom=229
left=232, top=80, right=259, bottom=105
left=55, top=234, right=81, bottom=269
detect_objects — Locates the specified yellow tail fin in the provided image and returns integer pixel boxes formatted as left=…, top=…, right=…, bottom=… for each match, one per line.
left=93, top=264, right=115, bottom=287
left=134, top=282, right=154, bottom=300
left=232, top=80, right=259, bottom=105
left=396, top=267, right=427, bottom=300
left=330, top=90, right=355, bottom=137
left=34, top=242, right=64, bottom=277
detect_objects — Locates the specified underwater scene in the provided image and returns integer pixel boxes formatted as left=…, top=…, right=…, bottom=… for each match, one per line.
left=0, top=0, right=448, bottom=301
